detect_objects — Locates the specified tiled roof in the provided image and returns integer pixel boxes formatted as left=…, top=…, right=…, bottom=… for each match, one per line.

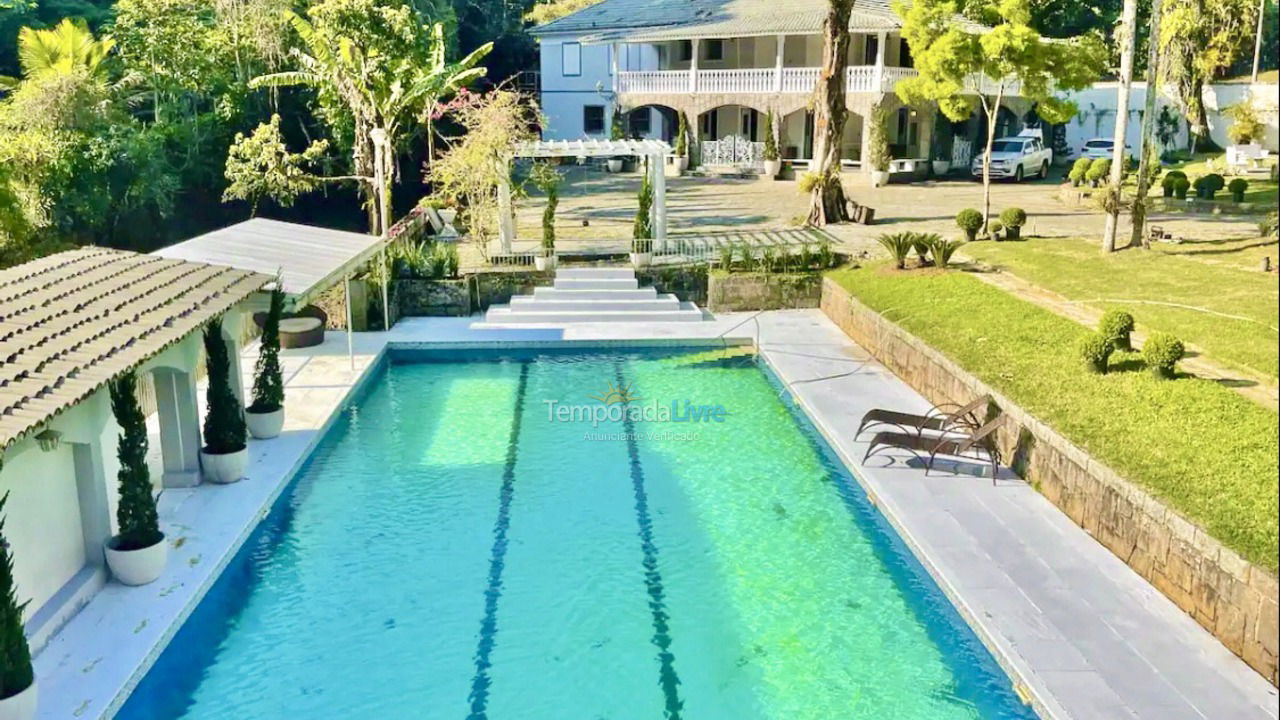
left=0, top=248, right=271, bottom=451
left=533, top=0, right=904, bottom=38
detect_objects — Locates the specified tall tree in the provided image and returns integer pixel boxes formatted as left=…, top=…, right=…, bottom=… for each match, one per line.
left=896, top=0, right=1106, bottom=229
left=1102, top=0, right=1139, bottom=253
left=1129, top=0, right=1164, bottom=249
left=1160, top=0, right=1258, bottom=149
left=807, top=0, right=855, bottom=226
left=6, top=17, right=114, bottom=86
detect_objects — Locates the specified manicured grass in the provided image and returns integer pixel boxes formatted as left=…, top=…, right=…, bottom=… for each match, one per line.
left=964, top=237, right=1280, bottom=380
left=828, top=265, right=1279, bottom=570
left=1163, top=154, right=1278, bottom=207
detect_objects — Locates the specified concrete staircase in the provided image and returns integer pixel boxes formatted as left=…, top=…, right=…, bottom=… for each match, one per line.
left=483, top=268, right=706, bottom=324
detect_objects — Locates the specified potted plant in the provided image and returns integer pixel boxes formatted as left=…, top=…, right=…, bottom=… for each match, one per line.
left=1172, top=177, right=1190, bottom=200
left=0, top=494, right=36, bottom=720
left=246, top=288, right=286, bottom=440
left=1160, top=170, right=1186, bottom=197
left=762, top=110, right=782, bottom=178
left=607, top=110, right=625, bottom=173
left=200, top=318, right=248, bottom=484
left=531, top=161, right=560, bottom=271
left=955, top=208, right=984, bottom=242
left=674, top=112, right=690, bottom=173
left=868, top=104, right=892, bottom=187
left=1079, top=333, right=1114, bottom=374
left=631, top=172, right=654, bottom=267
left=104, top=372, right=168, bottom=586
left=1193, top=173, right=1224, bottom=200
left=999, top=207, right=1027, bottom=240
left=1228, top=178, right=1248, bottom=203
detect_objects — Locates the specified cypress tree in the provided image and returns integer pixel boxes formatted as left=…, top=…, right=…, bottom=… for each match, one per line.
left=0, top=492, right=33, bottom=700
left=249, top=289, right=285, bottom=414
left=109, top=372, right=162, bottom=552
left=202, top=318, right=247, bottom=454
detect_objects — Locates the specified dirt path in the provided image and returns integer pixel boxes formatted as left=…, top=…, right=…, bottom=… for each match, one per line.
left=969, top=267, right=1279, bottom=410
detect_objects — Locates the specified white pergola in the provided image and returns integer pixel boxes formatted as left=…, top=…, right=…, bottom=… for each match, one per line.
left=499, top=138, right=672, bottom=253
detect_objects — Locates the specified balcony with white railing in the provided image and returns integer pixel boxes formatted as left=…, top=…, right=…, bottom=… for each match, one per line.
left=616, top=65, right=919, bottom=97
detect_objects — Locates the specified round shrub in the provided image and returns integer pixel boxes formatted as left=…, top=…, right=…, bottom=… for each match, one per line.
left=1172, top=177, right=1190, bottom=199
left=1068, top=157, right=1091, bottom=186
left=1085, top=158, right=1111, bottom=186
left=1161, top=170, right=1187, bottom=197
left=956, top=208, right=983, bottom=240
left=999, top=207, right=1027, bottom=228
left=1193, top=173, right=1225, bottom=199
left=1228, top=177, right=1248, bottom=202
left=1143, top=332, right=1185, bottom=379
left=1079, top=333, right=1114, bottom=374
left=1098, top=308, right=1135, bottom=350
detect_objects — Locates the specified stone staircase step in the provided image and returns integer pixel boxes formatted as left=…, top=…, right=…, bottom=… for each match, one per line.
left=555, top=267, right=637, bottom=280
left=509, top=295, right=682, bottom=313
left=532, top=287, right=659, bottom=301
left=483, top=304, right=706, bottom=324
left=553, top=278, right=640, bottom=291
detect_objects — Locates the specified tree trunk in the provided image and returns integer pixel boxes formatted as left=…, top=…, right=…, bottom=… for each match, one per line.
left=1103, top=0, right=1139, bottom=253
left=1130, top=0, right=1164, bottom=249
left=979, top=90, right=1003, bottom=233
left=806, top=0, right=856, bottom=226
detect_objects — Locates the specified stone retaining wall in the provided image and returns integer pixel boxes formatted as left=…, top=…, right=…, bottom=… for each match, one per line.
left=820, top=276, right=1279, bottom=684
left=708, top=272, right=822, bottom=312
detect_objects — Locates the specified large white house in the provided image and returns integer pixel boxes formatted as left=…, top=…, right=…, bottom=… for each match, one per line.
left=529, top=0, right=1038, bottom=174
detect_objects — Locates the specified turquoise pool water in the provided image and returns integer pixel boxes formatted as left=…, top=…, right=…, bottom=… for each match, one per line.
left=119, top=348, right=1036, bottom=720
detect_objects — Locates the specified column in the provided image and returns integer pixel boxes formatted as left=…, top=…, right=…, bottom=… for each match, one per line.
left=873, top=32, right=887, bottom=92
left=774, top=35, right=786, bottom=92
left=860, top=116, right=873, bottom=170
left=72, top=440, right=112, bottom=567
left=153, top=367, right=201, bottom=488
left=611, top=42, right=621, bottom=93
left=497, top=158, right=515, bottom=254
left=221, top=312, right=246, bottom=413
left=652, top=155, right=667, bottom=244
left=689, top=39, right=700, bottom=93
left=344, top=274, right=355, bottom=371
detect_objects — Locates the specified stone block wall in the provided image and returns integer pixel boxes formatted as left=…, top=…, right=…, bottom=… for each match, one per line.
left=821, top=277, right=1279, bottom=685
left=708, top=272, right=822, bottom=312
left=396, top=279, right=470, bottom=317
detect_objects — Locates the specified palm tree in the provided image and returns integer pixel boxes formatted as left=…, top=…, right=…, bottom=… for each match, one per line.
left=250, top=13, right=488, bottom=234
left=15, top=18, right=115, bottom=81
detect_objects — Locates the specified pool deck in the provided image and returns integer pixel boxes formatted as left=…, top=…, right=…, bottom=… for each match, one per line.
left=33, top=311, right=1277, bottom=720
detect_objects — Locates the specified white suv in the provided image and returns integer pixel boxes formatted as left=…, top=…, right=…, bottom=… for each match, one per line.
left=971, top=135, right=1053, bottom=181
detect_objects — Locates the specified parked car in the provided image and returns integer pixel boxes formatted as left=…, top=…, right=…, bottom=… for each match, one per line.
left=971, top=135, right=1053, bottom=181
left=1080, top=138, right=1131, bottom=159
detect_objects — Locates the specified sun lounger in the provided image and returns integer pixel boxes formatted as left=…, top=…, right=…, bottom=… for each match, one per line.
left=855, top=395, right=990, bottom=440
left=862, top=418, right=1004, bottom=484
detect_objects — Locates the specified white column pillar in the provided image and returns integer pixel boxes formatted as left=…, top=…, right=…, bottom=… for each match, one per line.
left=381, top=248, right=391, bottom=332
left=689, top=39, right=700, bottom=93
left=221, top=312, right=246, bottom=413
left=874, top=32, right=887, bottom=92
left=72, top=439, right=112, bottom=568
left=497, top=158, right=515, bottom=254
left=153, top=367, right=201, bottom=488
left=774, top=35, right=786, bottom=92
left=860, top=116, right=873, bottom=171
left=652, top=154, right=667, bottom=244
left=344, top=274, right=354, bottom=371
left=612, top=42, right=621, bottom=93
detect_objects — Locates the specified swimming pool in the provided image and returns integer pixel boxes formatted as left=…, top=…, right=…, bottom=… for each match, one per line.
left=119, top=347, right=1036, bottom=720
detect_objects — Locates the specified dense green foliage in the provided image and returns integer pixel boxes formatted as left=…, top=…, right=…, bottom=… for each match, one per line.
left=250, top=287, right=285, bottom=413
left=1068, top=157, right=1091, bottom=186
left=108, top=371, right=163, bottom=551
left=827, top=265, right=1279, bottom=569
left=530, top=159, right=558, bottom=253
left=0, top=492, right=32, bottom=701
left=632, top=165, right=651, bottom=243
left=1078, top=332, right=1114, bottom=373
left=1099, top=308, right=1135, bottom=350
left=1142, top=332, right=1185, bottom=378
left=762, top=109, right=778, bottom=162
left=202, top=317, right=247, bottom=454
left=999, top=207, right=1026, bottom=229
left=955, top=208, right=983, bottom=237
left=925, top=235, right=962, bottom=268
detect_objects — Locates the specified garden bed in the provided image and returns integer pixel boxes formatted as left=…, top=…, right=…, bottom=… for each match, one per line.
left=708, top=270, right=823, bottom=312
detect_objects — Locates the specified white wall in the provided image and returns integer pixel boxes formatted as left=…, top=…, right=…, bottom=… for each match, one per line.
left=0, top=442, right=81, bottom=623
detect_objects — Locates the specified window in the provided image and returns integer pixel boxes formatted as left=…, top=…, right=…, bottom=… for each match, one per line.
left=629, top=110, right=651, bottom=136
left=863, top=35, right=879, bottom=65
left=706, top=39, right=725, bottom=61
left=584, top=105, right=605, bottom=135
left=561, top=42, right=581, bottom=77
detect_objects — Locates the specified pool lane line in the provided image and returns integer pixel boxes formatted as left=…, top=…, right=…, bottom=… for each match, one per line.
left=466, top=361, right=531, bottom=720
left=613, top=362, right=686, bottom=720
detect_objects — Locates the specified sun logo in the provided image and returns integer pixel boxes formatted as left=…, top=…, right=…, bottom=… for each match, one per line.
left=589, top=381, right=640, bottom=405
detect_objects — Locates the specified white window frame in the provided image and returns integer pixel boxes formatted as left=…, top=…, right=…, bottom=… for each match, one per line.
left=562, top=42, right=582, bottom=77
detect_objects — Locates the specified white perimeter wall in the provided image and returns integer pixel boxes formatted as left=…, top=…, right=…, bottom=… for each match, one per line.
left=0, top=442, right=81, bottom=622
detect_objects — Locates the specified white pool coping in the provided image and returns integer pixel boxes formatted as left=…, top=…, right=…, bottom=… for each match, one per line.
left=32, top=312, right=1277, bottom=720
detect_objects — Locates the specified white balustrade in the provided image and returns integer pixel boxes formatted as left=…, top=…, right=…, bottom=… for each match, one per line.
left=616, top=66, right=919, bottom=96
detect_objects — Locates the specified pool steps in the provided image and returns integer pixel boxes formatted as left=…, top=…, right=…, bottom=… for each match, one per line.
left=483, top=268, right=707, bottom=324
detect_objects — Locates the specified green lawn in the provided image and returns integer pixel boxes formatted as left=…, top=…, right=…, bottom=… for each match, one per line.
left=828, top=265, right=1279, bottom=570
left=964, top=237, right=1280, bottom=381
left=1162, top=153, right=1279, bottom=207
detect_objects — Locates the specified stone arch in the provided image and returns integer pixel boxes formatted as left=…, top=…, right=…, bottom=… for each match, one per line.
left=694, top=103, right=768, bottom=142
left=619, top=103, right=680, bottom=142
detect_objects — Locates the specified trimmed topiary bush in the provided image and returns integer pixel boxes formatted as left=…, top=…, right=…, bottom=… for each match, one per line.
left=1143, top=333, right=1185, bottom=379
left=202, top=318, right=247, bottom=455
left=1085, top=158, right=1110, bottom=187
left=1068, top=157, right=1091, bottom=187
left=956, top=208, right=983, bottom=241
left=877, top=232, right=916, bottom=270
left=250, top=287, right=285, bottom=414
left=1193, top=173, right=1224, bottom=199
left=1228, top=178, right=1248, bottom=203
left=1161, top=170, right=1187, bottom=198
left=109, top=371, right=164, bottom=551
left=1172, top=177, right=1190, bottom=200
left=1098, top=308, right=1135, bottom=351
left=999, top=207, right=1026, bottom=239
left=0, top=493, right=34, bottom=703
left=1079, top=333, right=1114, bottom=374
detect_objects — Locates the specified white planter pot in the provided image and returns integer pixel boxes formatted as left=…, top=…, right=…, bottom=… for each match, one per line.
left=870, top=170, right=890, bottom=187
left=607, top=159, right=624, bottom=173
left=201, top=447, right=248, bottom=484
left=245, top=407, right=284, bottom=440
left=763, top=159, right=782, bottom=178
left=931, top=160, right=951, bottom=175
left=534, top=255, right=558, bottom=271
left=105, top=535, right=167, bottom=586
left=438, top=208, right=457, bottom=225
left=630, top=252, right=654, bottom=268
left=0, top=681, right=36, bottom=720
left=678, top=156, right=689, bottom=171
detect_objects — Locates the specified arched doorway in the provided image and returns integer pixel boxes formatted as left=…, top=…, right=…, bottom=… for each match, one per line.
left=622, top=104, right=679, bottom=143
left=697, top=104, right=765, bottom=143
